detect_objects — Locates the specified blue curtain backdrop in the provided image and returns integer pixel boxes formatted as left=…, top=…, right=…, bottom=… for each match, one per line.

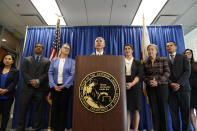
left=12, top=25, right=186, bottom=130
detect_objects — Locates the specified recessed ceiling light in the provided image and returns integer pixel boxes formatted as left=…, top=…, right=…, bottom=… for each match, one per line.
left=2, top=38, right=7, bottom=42
left=31, top=0, right=66, bottom=25
left=132, top=0, right=168, bottom=25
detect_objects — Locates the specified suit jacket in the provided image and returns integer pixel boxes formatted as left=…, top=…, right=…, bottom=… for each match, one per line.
left=48, top=57, right=75, bottom=89
left=143, top=57, right=170, bottom=86
left=21, top=56, right=50, bottom=91
left=126, top=59, right=143, bottom=89
left=168, top=53, right=191, bottom=91
left=0, top=67, right=19, bottom=98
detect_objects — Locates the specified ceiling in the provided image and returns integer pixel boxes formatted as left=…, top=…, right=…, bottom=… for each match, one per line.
left=0, top=0, right=197, bottom=38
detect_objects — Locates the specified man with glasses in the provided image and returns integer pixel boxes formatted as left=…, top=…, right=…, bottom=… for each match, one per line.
left=17, top=42, right=50, bottom=131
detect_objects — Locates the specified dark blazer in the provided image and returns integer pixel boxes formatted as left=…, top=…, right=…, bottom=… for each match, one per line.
left=21, top=56, right=50, bottom=91
left=0, top=67, right=19, bottom=98
left=190, top=62, right=197, bottom=89
left=126, top=59, right=143, bottom=89
left=168, top=53, right=191, bottom=91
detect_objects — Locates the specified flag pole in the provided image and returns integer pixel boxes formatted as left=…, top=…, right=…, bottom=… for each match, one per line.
left=141, top=15, right=145, bottom=63
left=47, top=18, right=61, bottom=131
left=56, top=18, right=60, bottom=57
left=47, top=107, right=52, bottom=131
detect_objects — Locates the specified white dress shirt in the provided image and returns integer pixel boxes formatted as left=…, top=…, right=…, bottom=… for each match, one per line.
left=57, top=58, right=66, bottom=84
left=96, top=51, right=104, bottom=55
left=169, top=52, right=176, bottom=59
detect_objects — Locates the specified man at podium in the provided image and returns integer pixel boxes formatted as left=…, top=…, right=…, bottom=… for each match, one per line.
left=91, top=37, right=106, bottom=55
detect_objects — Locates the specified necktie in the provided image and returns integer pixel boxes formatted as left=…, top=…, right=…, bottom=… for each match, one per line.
left=170, top=54, right=174, bottom=64
left=36, top=56, right=39, bottom=64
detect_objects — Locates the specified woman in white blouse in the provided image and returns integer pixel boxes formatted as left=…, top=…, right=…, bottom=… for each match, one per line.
left=124, top=44, right=143, bottom=131
left=48, top=43, right=75, bottom=131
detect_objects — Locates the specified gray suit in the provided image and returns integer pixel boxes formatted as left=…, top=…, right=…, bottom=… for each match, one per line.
left=17, top=56, right=50, bottom=131
left=21, top=56, right=50, bottom=91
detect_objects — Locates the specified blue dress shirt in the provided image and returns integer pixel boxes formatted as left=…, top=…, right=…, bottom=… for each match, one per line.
left=0, top=73, right=8, bottom=99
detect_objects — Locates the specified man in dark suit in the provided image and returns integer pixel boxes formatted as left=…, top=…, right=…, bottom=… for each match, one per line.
left=166, top=41, right=191, bottom=131
left=91, top=37, right=106, bottom=55
left=17, top=43, right=50, bottom=131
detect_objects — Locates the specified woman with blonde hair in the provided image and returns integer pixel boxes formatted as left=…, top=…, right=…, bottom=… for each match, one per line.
left=143, top=44, right=170, bottom=131
left=48, top=43, right=75, bottom=131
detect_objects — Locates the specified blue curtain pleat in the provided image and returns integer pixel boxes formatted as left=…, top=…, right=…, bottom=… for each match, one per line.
left=12, top=25, right=189, bottom=131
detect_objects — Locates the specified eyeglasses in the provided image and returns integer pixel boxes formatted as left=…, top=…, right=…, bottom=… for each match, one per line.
left=35, top=46, right=43, bottom=48
left=63, top=47, right=70, bottom=50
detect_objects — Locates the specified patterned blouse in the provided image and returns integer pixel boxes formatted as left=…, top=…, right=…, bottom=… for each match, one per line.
left=143, top=57, right=170, bottom=86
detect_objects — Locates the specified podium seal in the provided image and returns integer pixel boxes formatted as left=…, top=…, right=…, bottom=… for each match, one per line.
left=79, top=71, right=120, bottom=113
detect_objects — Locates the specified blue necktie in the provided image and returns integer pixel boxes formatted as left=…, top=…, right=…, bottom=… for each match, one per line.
left=36, top=56, right=39, bottom=64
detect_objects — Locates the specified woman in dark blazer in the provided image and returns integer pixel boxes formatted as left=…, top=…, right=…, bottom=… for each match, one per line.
left=0, top=54, right=19, bottom=131
left=143, top=44, right=170, bottom=131
left=48, top=43, right=75, bottom=131
left=184, top=49, right=197, bottom=131
left=124, top=44, right=143, bottom=131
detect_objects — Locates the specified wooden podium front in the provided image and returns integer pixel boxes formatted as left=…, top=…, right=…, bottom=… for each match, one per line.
left=72, top=55, right=127, bottom=131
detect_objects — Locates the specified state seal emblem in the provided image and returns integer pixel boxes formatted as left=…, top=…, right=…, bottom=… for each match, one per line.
left=79, top=71, right=120, bottom=113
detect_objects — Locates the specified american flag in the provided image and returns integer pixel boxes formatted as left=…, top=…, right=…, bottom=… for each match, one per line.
left=49, top=18, right=61, bottom=61
left=47, top=19, right=61, bottom=105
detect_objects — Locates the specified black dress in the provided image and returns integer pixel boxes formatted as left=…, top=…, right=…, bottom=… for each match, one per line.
left=190, top=62, right=197, bottom=109
left=126, top=76, right=142, bottom=111
left=125, top=59, right=143, bottom=112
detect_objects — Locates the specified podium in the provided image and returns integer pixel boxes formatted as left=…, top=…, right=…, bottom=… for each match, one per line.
left=72, top=55, right=127, bottom=131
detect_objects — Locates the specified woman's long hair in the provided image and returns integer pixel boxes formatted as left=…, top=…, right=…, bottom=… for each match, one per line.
left=183, top=49, right=195, bottom=64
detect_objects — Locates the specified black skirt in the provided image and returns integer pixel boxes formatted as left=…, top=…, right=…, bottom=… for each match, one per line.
left=126, top=76, right=142, bottom=111
left=191, top=88, right=197, bottom=109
